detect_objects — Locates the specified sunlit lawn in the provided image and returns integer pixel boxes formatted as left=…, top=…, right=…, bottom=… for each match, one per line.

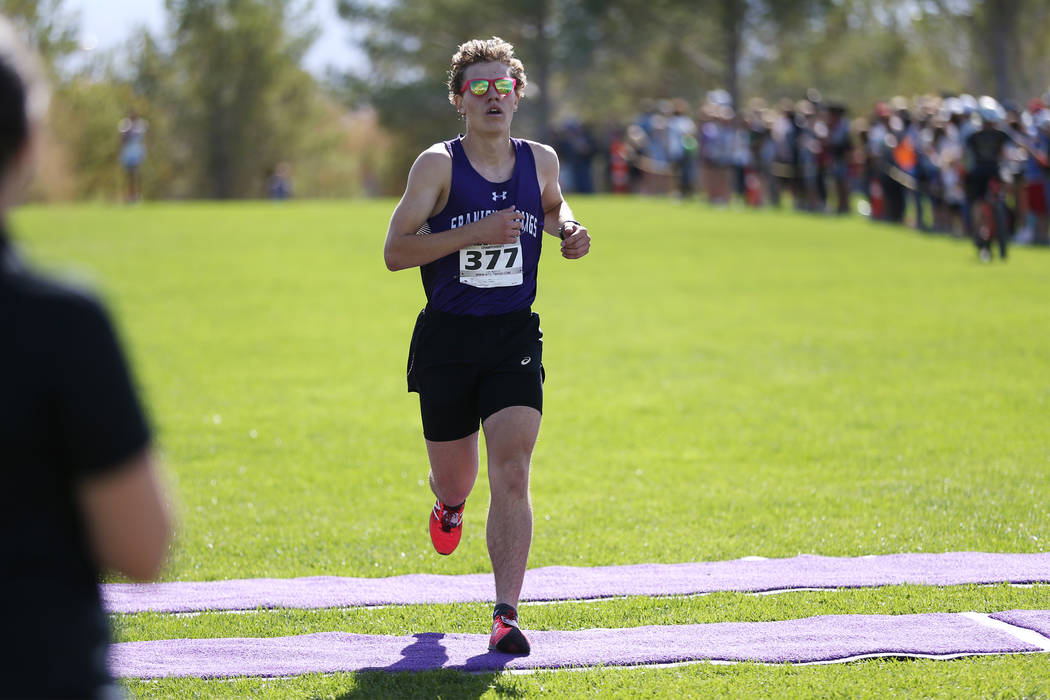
left=12, top=196, right=1050, bottom=698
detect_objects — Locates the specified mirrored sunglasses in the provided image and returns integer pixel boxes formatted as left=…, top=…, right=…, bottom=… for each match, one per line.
left=460, top=77, right=516, bottom=96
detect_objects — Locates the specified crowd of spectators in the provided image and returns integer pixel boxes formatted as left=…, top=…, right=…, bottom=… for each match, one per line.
left=554, top=88, right=1050, bottom=257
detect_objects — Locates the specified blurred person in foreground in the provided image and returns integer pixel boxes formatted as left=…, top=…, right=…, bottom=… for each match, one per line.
left=0, top=16, right=172, bottom=698
left=383, top=36, right=590, bottom=655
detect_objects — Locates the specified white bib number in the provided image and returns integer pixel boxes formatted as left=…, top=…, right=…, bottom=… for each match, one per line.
left=458, top=242, right=523, bottom=288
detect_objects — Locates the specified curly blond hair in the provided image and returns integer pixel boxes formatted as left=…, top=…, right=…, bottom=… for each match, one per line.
left=447, top=36, right=527, bottom=106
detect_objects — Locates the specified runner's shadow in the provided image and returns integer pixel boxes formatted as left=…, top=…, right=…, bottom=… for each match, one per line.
left=384, top=632, right=451, bottom=672
left=337, top=633, right=520, bottom=699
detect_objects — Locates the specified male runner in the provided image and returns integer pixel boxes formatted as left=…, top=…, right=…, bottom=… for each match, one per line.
left=384, top=37, right=590, bottom=655
left=964, top=97, right=1010, bottom=261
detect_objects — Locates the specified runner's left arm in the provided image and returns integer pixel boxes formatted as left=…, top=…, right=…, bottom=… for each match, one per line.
left=532, top=142, right=591, bottom=260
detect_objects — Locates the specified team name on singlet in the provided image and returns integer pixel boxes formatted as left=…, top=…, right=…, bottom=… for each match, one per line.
left=449, top=210, right=541, bottom=237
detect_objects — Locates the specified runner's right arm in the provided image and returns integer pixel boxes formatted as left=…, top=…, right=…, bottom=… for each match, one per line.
left=384, top=147, right=525, bottom=271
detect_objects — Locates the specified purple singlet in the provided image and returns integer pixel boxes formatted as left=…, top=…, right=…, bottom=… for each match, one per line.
left=421, top=136, right=545, bottom=315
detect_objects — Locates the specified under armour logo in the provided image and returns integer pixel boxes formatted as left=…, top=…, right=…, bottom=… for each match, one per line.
left=492, top=191, right=507, bottom=202
left=520, top=356, right=531, bottom=365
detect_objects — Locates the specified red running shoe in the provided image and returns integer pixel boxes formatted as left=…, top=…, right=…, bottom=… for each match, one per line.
left=428, top=500, right=464, bottom=555
left=489, top=609, right=531, bottom=655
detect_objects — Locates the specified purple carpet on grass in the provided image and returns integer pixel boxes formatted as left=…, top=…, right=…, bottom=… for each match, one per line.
left=103, top=552, right=1050, bottom=614
left=990, top=610, right=1050, bottom=639
left=109, top=612, right=1043, bottom=678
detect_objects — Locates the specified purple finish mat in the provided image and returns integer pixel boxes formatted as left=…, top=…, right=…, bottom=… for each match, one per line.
left=990, top=610, right=1050, bottom=639
left=103, top=552, right=1050, bottom=614
left=109, top=612, right=1043, bottom=678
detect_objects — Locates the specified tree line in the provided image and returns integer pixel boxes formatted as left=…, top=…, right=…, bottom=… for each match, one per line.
left=3, top=0, right=1047, bottom=200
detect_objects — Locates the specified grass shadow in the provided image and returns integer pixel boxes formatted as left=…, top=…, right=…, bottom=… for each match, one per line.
left=336, top=669, right=513, bottom=700
left=335, top=633, right=524, bottom=699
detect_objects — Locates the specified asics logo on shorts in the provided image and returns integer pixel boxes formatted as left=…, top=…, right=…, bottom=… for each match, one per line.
left=520, top=356, right=531, bottom=365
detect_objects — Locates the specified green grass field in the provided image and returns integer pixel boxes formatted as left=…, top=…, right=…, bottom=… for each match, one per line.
left=12, top=197, right=1050, bottom=698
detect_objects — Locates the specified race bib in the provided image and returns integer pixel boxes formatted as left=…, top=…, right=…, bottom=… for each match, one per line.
left=458, top=242, right=523, bottom=288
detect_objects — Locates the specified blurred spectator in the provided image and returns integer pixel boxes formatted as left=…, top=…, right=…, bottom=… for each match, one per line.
left=882, top=100, right=913, bottom=225
left=1009, top=101, right=1048, bottom=244
left=118, top=108, right=148, bottom=203
left=932, top=98, right=967, bottom=234
left=865, top=102, right=891, bottom=219
left=1, top=16, right=172, bottom=698
left=826, top=103, right=853, bottom=214
left=769, top=99, right=799, bottom=209
left=645, top=110, right=672, bottom=194
left=668, top=98, right=698, bottom=198
left=268, top=162, right=293, bottom=200
left=699, top=96, right=734, bottom=205
left=623, top=123, right=648, bottom=192
left=744, top=102, right=770, bottom=207
left=796, top=99, right=822, bottom=211
left=606, top=124, right=631, bottom=194
left=566, top=120, right=597, bottom=194
left=1002, top=101, right=1028, bottom=241
left=729, top=111, right=751, bottom=205
left=1020, top=108, right=1050, bottom=244
left=566, top=83, right=1050, bottom=255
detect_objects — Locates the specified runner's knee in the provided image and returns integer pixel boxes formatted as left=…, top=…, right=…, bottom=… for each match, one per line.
left=489, top=458, right=530, bottom=499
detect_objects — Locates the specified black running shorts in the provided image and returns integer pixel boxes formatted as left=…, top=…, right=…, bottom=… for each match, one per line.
left=407, top=306, right=544, bottom=442
left=965, top=167, right=998, bottom=202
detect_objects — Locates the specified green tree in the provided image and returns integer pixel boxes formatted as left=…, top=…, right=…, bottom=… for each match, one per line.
left=337, top=0, right=843, bottom=191
left=963, top=0, right=1050, bottom=102
left=162, top=0, right=320, bottom=198
left=753, top=0, right=1050, bottom=113
left=0, top=0, right=78, bottom=71
left=337, top=0, right=568, bottom=191
left=748, top=0, right=937, bottom=108
left=2, top=1, right=138, bottom=201
left=672, top=0, right=832, bottom=109
left=336, top=0, right=709, bottom=188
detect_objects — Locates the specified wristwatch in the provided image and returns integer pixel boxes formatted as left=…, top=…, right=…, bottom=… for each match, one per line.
left=558, top=220, right=581, bottom=240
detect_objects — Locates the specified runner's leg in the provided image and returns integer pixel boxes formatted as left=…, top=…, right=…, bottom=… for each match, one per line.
left=482, top=405, right=541, bottom=607
left=426, top=433, right=479, bottom=508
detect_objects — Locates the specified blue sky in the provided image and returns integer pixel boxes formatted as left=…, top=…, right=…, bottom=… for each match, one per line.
left=66, top=0, right=365, bottom=75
